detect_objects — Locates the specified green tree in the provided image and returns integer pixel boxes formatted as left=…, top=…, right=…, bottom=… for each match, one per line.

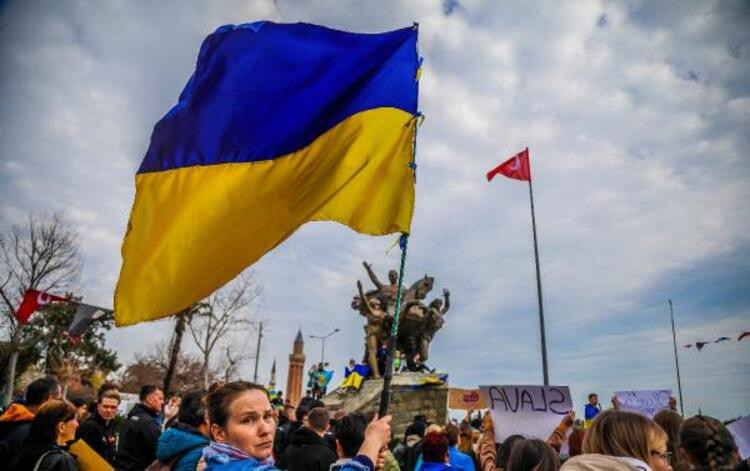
left=23, top=298, right=119, bottom=378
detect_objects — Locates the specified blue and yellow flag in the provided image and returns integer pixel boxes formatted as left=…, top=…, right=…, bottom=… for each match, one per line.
left=115, top=22, right=419, bottom=325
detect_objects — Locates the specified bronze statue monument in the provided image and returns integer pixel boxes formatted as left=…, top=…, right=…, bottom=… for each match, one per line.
left=352, top=261, right=449, bottom=377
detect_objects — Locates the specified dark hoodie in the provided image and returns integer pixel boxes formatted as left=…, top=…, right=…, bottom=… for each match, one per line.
left=281, top=426, right=337, bottom=471
left=115, top=402, right=161, bottom=471
left=75, top=410, right=117, bottom=465
left=0, top=403, right=35, bottom=465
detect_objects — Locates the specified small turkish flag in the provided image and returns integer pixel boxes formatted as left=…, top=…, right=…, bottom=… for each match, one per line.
left=487, top=148, right=531, bottom=182
left=14, top=289, right=68, bottom=324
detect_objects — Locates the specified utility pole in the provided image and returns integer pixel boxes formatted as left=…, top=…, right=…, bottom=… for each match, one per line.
left=668, top=300, right=685, bottom=415
left=310, top=328, right=340, bottom=365
left=253, top=321, right=263, bottom=384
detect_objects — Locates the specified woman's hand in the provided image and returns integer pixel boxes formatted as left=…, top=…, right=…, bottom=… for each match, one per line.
left=358, top=415, right=392, bottom=465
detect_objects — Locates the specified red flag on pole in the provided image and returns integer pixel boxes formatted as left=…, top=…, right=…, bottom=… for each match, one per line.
left=487, top=148, right=531, bottom=182
left=14, top=289, right=68, bottom=324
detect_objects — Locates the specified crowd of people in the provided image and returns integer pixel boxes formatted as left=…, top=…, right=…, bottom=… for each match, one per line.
left=0, top=375, right=746, bottom=471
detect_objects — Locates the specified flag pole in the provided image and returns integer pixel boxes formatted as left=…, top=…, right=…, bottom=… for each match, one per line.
left=378, top=109, right=420, bottom=416
left=668, top=299, right=685, bottom=415
left=378, top=234, right=408, bottom=417
left=527, top=154, right=549, bottom=386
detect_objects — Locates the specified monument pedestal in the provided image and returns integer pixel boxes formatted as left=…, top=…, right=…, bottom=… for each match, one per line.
left=322, top=372, right=448, bottom=439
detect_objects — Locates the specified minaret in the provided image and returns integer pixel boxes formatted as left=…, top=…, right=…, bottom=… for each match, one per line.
left=286, top=329, right=305, bottom=407
left=269, top=359, right=277, bottom=390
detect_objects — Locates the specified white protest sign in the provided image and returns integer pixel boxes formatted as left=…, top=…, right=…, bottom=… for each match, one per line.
left=480, top=385, right=573, bottom=443
left=727, top=415, right=750, bottom=459
left=614, top=389, right=670, bottom=417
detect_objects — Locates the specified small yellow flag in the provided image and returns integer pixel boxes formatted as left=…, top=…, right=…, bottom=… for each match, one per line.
left=70, top=439, right=114, bottom=471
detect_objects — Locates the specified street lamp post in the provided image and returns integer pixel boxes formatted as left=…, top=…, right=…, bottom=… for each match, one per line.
left=310, top=328, right=340, bottom=365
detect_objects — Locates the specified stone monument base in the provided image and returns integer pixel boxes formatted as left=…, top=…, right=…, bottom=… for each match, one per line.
left=322, top=372, right=448, bottom=439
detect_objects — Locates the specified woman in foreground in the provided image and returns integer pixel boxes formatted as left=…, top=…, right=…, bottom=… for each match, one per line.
left=202, top=381, right=390, bottom=471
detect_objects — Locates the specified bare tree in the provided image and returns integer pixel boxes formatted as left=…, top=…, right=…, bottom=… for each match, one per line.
left=0, top=213, right=81, bottom=405
left=187, top=273, right=260, bottom=388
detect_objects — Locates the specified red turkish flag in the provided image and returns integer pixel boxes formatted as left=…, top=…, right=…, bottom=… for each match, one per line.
left=14, top=289, right=68, bottom=324
left=487, top=148, right=531, bottom=182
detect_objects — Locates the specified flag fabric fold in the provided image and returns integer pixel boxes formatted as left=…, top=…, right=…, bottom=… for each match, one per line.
left=68, top=303, right=114, bottom=338
left=487, top=148, right=531, bottom=182
left=115, top=22, right=420, bottom=326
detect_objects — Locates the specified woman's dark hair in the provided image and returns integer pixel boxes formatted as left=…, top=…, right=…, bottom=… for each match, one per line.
left=70, top=397, right=87, bottom=408
left=334, top=413, right=368, bottom=458
left=445, top=423, right=460, bottom=446
left=680, top=415, right=738, bottom=470
left=422, top=431, right=449, bottom=463
left=23, top=400, right=77, bottom=447
left=178, top=389, right=207, bottom=428
left=506, top=439, right=560, bottom=471
left=497, top=434, right=524, bottom=467
left=205, top=381, right=268, bottom=428
left=654, top=409, right=685, bottom=470
left=568, top=428, right=585, bottom=457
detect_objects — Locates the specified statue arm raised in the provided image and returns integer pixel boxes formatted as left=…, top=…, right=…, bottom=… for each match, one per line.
left=443, top=288, right=450, bottom=314
left=357, top=280, right=374, bottom=316
left=362, top=261, right=384, bottom=289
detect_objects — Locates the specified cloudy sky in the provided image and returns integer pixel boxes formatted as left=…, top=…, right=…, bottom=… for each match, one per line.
left=1, top=0, right=748, bottom=420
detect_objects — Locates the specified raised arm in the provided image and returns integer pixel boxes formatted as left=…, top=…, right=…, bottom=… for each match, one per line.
left=478, top=412, right=499, bottom=471
left=362, top=261, right=384, bottom=289
left=546, top=410, right=575, bottom=453
left=442, top=288, right=450, bottom=314
left=357, top=280, right=374, bottom=316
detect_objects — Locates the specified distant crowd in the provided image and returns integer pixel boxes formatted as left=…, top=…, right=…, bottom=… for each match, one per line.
left=0, top=376, right=747, bottom=471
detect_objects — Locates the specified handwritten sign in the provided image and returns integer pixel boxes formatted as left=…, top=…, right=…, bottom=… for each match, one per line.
left=614, top=390, right=670, bottom=418
left=480, top=385, right=572, bottom=442
left=449, top=388, right=487, bottom=410
left=727, top=415, right=750, bottom=459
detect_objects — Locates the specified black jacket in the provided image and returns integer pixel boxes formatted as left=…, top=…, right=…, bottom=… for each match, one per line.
left=75, top=410, right=117, bottom=465
left=116, top=403, right=162, bottom=471
left=281, top=426, right=337, bottom=471
left=13, top=444, right=79, bottom=471
left=0, top=418, right=32, bottom=465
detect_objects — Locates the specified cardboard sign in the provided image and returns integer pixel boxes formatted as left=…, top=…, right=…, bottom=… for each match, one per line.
left=614, top=389, right=670, bottom=418
left=727, top=415, right=750, bottom=459
left=480, top=385, right=572, bottom=442
left=449, top=388, right=487, bottom=410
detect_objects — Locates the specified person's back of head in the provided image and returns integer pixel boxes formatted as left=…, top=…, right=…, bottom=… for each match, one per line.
left=177, top=389, right=207, bottom=429
left=680, top=415, right=738, bottom=470
left=568, top=428, right=585, bottom=457
left=653, top=409, right=685, bottom=470
left=582, top=409, right=665, bottom=465
left=307, top=407, right=330, bottom=435
left=506, top=439, right=560, bottom=471
left=295, top=405, right=310, bottom=424
left=25, top=377, right=60, bottom=409
left=334, top=413, right=367, bottom=459
left=422, top=431, right=449, bottom=463
left=444, top=423, right=460, bottom=447
left=497, top=434, right=524, bottom=468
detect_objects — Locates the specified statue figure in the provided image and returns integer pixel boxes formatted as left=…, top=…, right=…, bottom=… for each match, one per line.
left=356, top=280, right=392, bottom=378
left=418, top=289, right=450, bottom=363
left=351, top=262, right=447, bottom=374
left=362, top=261, right=402, bottom=315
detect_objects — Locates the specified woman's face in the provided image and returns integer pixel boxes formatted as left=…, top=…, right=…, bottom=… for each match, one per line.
left=213, top=390, right=276, bottom=460
left=649, top=438, right=673, bottom=471
left=58, top=417, right=78, bottom=444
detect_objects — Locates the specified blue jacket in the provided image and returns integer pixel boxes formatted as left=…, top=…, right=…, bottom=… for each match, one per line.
left=156, top=423, right=209, bottom=471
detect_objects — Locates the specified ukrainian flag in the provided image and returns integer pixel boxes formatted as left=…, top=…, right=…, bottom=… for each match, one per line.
left=115, top=22, right=419, bottom=326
